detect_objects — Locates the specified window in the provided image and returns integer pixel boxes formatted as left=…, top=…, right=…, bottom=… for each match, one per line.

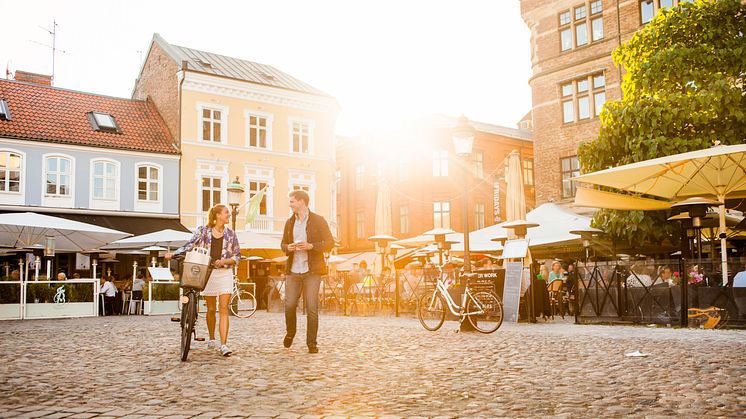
left=137, top=165, right=159, bottom=201
left=355, top=165, right=365, bottom=191
left=561, top=73, right=606, bottom=124
left=248, top=180, right=268, bottom=216
left=92, top=160, right=118, bottom=200
left=291, top=121, right=311, bottom=154
left=87, top=112, right=119, bottom=132
left=399, top=206, right=409, bottom=235
left=473, top=150, right=484, bottom=178
left=433, top=201, right=450, bottom=229
left=559, top=1, right=604, bottom=51
left=432, top=150, right=448, bottom=177
left=0, top=100, right=11, bottom=121
left=356, top=212, right=365, bottom=239
left=0, top=151, right=21, bottom=193
left=561, top=156, right=581, bottom=199
left=247, top=112, right=271, bottom=149
left=201, top=176, right=222, bottom=212
left=201, top=108, right=223, bottom=142
left=45, top=156, right=72, bottom=196
left=475, top=203, right=485, bottom=230
left=641, top=0, right=688, bottom=24
left=523, top=159, right=535, bottom=186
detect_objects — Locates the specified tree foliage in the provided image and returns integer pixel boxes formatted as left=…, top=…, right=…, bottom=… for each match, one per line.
left=578, top=0, right=746, bottom=246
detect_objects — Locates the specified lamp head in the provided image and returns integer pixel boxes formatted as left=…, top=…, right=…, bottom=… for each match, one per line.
left=452, top=114, right=475, bottom=157
left=227, top=176, right=245, bottom=207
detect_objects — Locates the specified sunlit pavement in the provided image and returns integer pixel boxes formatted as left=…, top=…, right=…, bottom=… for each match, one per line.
left=1, top=312, right=744, bottom=418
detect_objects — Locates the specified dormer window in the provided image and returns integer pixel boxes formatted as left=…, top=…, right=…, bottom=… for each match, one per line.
left=88, top=112, right=120, bottom=133
left=0, top=100, right=10, bottom=121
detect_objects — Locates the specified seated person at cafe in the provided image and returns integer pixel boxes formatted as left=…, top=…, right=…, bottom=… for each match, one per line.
left=626, top=262, right=653, bottom=287
left=659, top=266, right=675, bottom=286
left=733, top=268, right=746, bottom=288
left=56, top=272, right=67, bottom=281
left=547, top=261, right=564, bottom=284
left=100, top=276, right=118, bottom=316
left=72, top=273, right=81, bottom=279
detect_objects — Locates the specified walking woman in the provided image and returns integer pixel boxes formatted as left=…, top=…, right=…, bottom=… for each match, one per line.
left=167, top=204, right=241, bottom=356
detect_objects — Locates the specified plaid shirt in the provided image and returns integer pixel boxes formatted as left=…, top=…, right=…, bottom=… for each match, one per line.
left=176, top=225, right=240, bottom=263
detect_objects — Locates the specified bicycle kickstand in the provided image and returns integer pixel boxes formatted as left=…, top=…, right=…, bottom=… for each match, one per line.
left=454, top=311, right=467, bottom=333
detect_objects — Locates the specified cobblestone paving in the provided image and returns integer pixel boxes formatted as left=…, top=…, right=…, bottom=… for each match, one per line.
left=0, top=312, right=744, bottom=418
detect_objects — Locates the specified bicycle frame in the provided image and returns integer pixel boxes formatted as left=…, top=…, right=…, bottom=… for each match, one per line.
left=427, top=277, right=487, bottom=317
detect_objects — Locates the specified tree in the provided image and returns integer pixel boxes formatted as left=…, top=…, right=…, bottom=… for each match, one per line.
left=578, top=0, right=746, bottom=246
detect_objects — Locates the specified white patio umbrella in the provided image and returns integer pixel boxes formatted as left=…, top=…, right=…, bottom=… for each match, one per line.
left=0, top=212, right=130, bottom=252
left=103, top=229, right=192, bottom=251
left=574, top=143, right=746, bottom=284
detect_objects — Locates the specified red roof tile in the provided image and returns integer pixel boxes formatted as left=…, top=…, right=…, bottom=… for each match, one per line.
left=0, top=79, right=177, bottom=154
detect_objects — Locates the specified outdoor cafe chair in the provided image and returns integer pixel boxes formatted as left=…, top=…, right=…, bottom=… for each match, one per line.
left=547, top=280, right=564, bottom=319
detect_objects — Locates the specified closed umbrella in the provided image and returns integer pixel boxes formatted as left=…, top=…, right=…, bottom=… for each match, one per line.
left=574, top=143, right=746, bottom=284
left=505, top=150, right=527, bottom=226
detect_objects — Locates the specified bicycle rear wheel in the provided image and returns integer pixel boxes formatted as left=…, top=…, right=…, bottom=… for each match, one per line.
left=230, top=291, right=257, bottom=318
left=180, top=292, right=196, bottom=361
left=466, top=291, right=503, bottom=334
left=417, top=291, right=446, bottom=331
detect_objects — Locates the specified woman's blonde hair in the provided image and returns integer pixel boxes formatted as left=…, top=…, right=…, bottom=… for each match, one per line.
left=207, top=204, right=229, bottom=228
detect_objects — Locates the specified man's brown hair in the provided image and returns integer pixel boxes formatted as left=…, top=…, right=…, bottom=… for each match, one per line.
left=289, top=189, right=310, bottom=206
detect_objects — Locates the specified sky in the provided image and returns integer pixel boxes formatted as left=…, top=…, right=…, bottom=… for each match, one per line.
left=2, top=0, right=533, bottom=136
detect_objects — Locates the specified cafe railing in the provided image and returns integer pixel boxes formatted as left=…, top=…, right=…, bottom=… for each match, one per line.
left=144, top=281, right=181, bottom=315
left=23, top=279, right=99, bottom=320
left=0, top=279, right=23, bottom=320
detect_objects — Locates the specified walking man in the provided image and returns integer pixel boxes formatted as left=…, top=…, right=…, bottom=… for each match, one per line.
left=281, top=190, right=334, bottom=353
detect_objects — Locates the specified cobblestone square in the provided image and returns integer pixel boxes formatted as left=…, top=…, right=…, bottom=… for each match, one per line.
left=0, top=313, right=744, bottom=418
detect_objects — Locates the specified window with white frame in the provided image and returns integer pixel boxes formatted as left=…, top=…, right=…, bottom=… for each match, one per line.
left=473, top=150, right=484, bottom=178
left=291, top=120, right=311, bottom=154
left=399, top=205, right=409, bottom=235
left=561, top=73, right=606, bottom=124
left=475, top=203, right=486, bottom=230
left=91, top=160, right=118, bottom=200
left=137, top=165, right=160, bottom=202
left=289, top=170, right=316, bottom=210
left=201, top=107, right=224, bottom=143
left=640, top=0, right=690, bottom=25
left=248, top=180, right=269, bottom=216
left=45, top=156, right=72, bottom=196
left=0, top=151, right=22, bottom=193
left=201, top=176, right=222, bottom=212
left=355, top=164, right=365, bottom=191
left=523, top=159, right=535, bottom=186
left=356, top=211, right=365, bottom=239
left=432, top=150, right=448, bottom=177
left=559, top=1, right=604, bottom=52
left=247, top=112, right=271, bottom=149
left=433, top=201, right=450, bottom=229
left=561, top=156, right=581, bottom=199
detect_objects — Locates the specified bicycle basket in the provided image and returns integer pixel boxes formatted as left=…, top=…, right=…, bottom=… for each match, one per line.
left=180, top=247, right=212, bottom=290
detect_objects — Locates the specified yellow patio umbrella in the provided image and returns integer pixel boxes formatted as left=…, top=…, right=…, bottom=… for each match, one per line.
left=574, top=143, right=746, bottom=284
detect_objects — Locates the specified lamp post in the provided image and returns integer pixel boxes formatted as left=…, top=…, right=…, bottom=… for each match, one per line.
left=452, top=115, right=476, bottom=274
left=368, top=234, right=398, bottom=316
left=227, top=177, right=246, bottom=233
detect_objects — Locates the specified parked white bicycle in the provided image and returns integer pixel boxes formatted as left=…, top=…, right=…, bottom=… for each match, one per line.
left=417, top=270, right=504, bottom=334
left=229, top=279, right=257, bottom=318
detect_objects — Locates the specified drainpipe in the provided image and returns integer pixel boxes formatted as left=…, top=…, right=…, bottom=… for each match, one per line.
left=615, top=0, right=624, bottom=98
left=177, top=60, right=187, bottom=221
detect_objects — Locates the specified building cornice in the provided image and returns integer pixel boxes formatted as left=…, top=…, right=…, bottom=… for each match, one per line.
left=0, top=204, right=179, bottom=219
left=0, top=136, right=180, bottom=160
left=183, top=72, right=339, bottom=114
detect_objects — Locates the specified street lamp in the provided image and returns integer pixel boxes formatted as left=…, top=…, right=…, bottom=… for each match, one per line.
left=452, top=114, right=476, bottom=273
left=227, top=177, right=246, bottom=232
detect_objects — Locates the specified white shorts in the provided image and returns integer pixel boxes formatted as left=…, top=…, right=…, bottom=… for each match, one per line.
left=202, top=268, right=233, bottom=296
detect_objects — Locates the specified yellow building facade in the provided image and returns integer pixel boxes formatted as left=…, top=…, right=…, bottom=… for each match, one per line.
left=134, top=35, right=339, bottom=235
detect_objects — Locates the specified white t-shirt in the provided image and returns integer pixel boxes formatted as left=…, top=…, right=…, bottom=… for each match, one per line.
left=100, top=281, right=118, bottom=297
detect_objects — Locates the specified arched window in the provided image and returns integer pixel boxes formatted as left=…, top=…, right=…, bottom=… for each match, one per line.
left=45, top=155, right=72, bottom=196
left=91, top=159, right=119, bottom=200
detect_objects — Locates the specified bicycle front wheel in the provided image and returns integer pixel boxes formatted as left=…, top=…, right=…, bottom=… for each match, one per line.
left=417, top=291, right=446, bottom=331
left=180, top=292, right=196, bottom=361
left=466, top=291, right=504, bottom=334
left=230, top=291, right=257, bottom=318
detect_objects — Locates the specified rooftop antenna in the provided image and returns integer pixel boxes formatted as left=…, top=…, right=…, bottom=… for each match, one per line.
left=37, top=20, right=66, bottom=85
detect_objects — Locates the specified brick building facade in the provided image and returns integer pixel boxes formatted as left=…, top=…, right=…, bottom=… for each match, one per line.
left=337, top=116, right=534, bottom=251
left=520, top=0, right=690, bottom=204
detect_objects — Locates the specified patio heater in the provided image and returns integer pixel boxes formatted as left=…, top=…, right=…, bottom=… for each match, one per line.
left=501, top=220, right=539, bottom=323
left=92, top=258, right=98, bottom=280
left=368, top=234, right=398, bottom=316
left=452, top=114, right=476, bottom=273
left=227, top=177, right=246, bottom=233
left=424, top=227, right=456, bottom=267
left=569, top=227, right=604, bottom=323
left=668, top=212, right=695, bottom=327
left=44, top=236, right=55, bottom=279
left=671, top=197, right=722, bottom=269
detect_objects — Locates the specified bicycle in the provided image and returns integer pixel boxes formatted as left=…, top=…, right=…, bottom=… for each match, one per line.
left=417, top=268, right=504, bottom=334
left=169, top=255, right=205, bottom=362
left=229, top=279, right=257, bottom=318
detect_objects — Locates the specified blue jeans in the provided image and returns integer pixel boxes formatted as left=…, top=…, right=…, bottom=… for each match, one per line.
left=285, top=273, right=321, bottom=347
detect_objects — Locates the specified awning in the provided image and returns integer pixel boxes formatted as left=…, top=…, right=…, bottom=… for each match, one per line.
left=42, top=213, right=189, bottom=236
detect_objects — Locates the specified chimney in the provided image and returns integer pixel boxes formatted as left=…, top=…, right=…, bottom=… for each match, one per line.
left=14, top=70, right=53, bottom=86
